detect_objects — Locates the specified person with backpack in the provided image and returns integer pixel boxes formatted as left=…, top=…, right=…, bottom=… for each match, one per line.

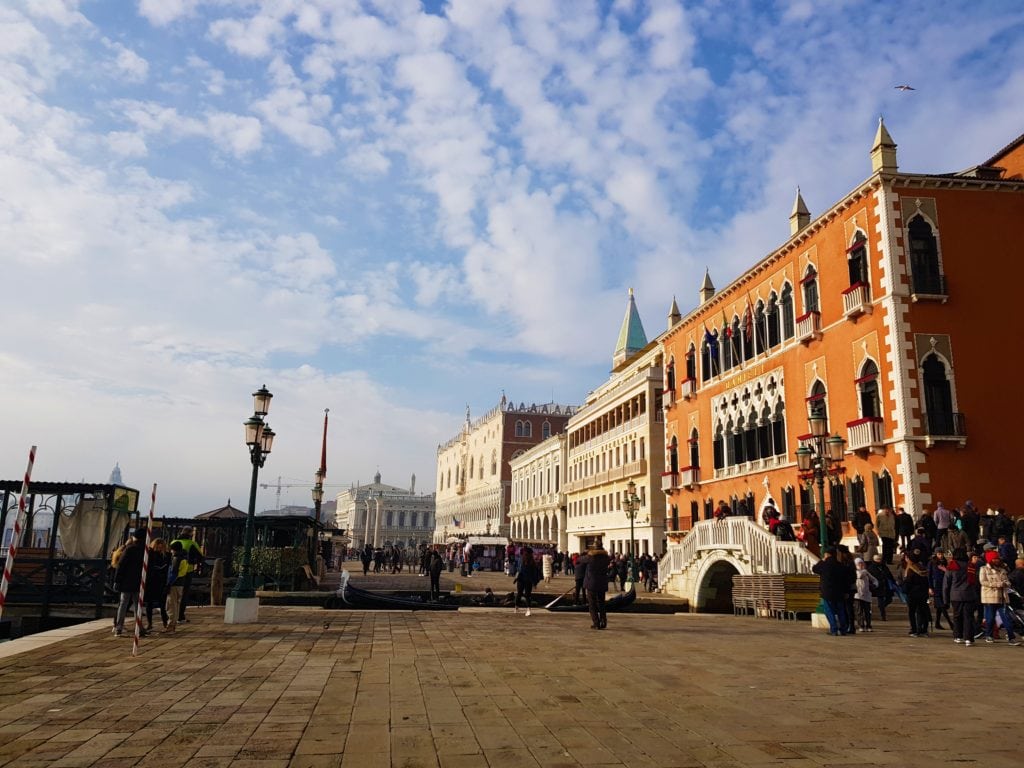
left=774, top=516, right=796, bottom=542
left=162, top=541, right=189, bottom=634
left=170, top=526, right=203, bottom=624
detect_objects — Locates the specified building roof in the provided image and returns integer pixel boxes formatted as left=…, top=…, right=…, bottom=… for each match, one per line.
left=982, top=131, right=1024, bottom=168
left=791, top=187, right=809, bottom=217
left=613, top=288, right=648, bottom=363
left=699, top=268, right=714, bottom=293
left=195, top=500, right=246, bottom=519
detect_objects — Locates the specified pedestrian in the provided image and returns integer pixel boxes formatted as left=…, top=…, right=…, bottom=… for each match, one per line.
left=1015, top=517, right=1024, bottom=556
left=812, top=548, right=848, bottom=635
left=144, top=537, right=170, bottom=632
left=762, top=499, right=778, bottom=528
left=918, top=510, right=938, bottom=549
left=573, top=553, right=588, bottom=605
left=852, top=506, right=873, bottom=536
left=801, top=512, right=821, bottom=558
left=169, top=526, right=203, bottom=624
left=943, top=547, right=980, bottom=645
left=112, top=531, right=146, bottom=637
left=858, top=523, right=880, bottom=562
left=979, top=554, right=1020, bottom=645
left=513, top=547, right=539, bottom=615
left=895, top=507, right=915, bottom=552
left=361, top=544, right=372, bottom=576
left=837, top=545, right=857, bottom=634
left=928, top=550, right=952, bottom=630
left=428, top=550, right=443, bottom=602
left=824, top=510, right=842, bottom=551
left=866, top=555, right=893, bottom=621
left=582, top=543, right=611, bottom=630
left=934, top=502, right=953, bottom=550
left=774, top=515, right=796, bottom=541
left=854, top=558, right=877, bottom=632
left=162, top=541, right=188, bottom=634
left=875, top=507, right=897, bottom=564
left=902, top=549, right=931, bottom=637
left=1010, top=558, right=1024, bottom=596
left=996, top=536, right=1016, bottom=570
left=713, top=499, right=731, bottom=523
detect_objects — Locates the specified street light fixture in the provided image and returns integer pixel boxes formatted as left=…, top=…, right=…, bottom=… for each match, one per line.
left=623, top=479, right=641, bottom=582
left=227, top=386, right=275, bottom=623
left=795, top=404, right=846, bottom=551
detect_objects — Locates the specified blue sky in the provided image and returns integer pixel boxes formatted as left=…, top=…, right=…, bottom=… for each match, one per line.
left=1, top=0, right=1022, bottom=517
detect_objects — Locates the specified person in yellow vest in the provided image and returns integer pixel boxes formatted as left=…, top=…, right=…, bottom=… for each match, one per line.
left=162, top=541, right=190, bottom=634
left=169, top=526, right=203, bottom=623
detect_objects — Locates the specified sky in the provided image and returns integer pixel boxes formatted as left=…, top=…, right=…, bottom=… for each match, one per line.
left=1, top=0, right=1022, bottom=518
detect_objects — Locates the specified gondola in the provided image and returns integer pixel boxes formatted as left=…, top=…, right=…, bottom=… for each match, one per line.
left=323, top=573, right=458, bottom=611
left=546, top=584, right=637, bottom=612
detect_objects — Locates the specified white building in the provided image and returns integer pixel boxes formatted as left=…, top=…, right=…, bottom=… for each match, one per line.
left=508, top=433, right=567, bottom=550
left=563, top=290, right=667, bottom=556
left=334, top=472, right=435, bottom=550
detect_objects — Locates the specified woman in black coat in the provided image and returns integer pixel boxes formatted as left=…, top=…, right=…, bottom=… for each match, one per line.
left=144, top=538, right=170, bottom=631
left=514, top=547, right=539, bottom=615
left=583, top=546, right=611, bottom=629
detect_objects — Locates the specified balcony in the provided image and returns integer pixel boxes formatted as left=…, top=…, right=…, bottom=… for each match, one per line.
left=680, top=378, right=696, bottom=400
left=842, top=282, right=871, bottom=319
left=796, top=310, right=821, bottom=343
left=925, top=411, right=967, bottom=447
left=662, top=390, right=675, bottom=410
left=680, top=466, right=700, bottom=489
left=846, top=417, right=884, bottom=453
left=911, top=273, right=948, bottom=303
left=661, top=471, right=678, bottom=492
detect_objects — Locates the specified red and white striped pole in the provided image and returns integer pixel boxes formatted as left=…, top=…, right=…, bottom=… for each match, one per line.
left=131, top=483, right=157, bottom=657
left=0, top=446, right=38, bottom=621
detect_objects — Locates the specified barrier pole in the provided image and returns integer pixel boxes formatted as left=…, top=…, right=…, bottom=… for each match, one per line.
left=0, top=446, right=38, bottom=621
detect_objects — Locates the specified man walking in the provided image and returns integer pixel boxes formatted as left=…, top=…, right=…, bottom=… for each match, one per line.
left=582, top=543, right=611, bottom=630
left=113, top=530, right=146, bottom=637
left=428, top=550, right=443, bottom=602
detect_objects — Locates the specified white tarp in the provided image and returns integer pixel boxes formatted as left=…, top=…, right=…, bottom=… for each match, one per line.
left=58, top=497, right=129, bottom=559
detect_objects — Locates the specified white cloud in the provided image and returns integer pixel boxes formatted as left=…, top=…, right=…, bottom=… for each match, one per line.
left=115, top=99, right=263, bottom=157
left=137, top=0, right=201, bottom=27
left=106, top=130, right=147, bottom=157
left=112, top=43, right=149, bottom=82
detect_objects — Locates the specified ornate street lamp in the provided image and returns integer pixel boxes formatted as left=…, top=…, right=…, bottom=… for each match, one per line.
left=226, top=386, right=275, bottom=623
left=623, top=480, right=641, bottom=582
left=795, top=403, right=846, bottom=551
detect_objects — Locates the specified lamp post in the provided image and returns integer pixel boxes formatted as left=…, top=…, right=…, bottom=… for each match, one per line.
left=795, top=406, right=846, bottom=551
left=623, top=480, right=641, bottom=582
left=226, top=385, right=275, bottom=623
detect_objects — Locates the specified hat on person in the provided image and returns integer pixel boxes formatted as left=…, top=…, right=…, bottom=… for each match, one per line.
left=854, top=557, right=864, bottom=565
left=983, top=543, right=996, bottom=551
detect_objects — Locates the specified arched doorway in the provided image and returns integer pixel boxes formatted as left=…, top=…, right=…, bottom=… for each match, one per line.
left=697, top=560, right=740, bottom=613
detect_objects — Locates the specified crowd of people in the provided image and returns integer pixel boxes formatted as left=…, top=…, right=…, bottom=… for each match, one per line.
left=809, top=502, right=1024, bottom=644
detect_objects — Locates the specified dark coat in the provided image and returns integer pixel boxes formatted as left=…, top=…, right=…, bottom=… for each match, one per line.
left=428, top=552, right=444, bottom=577
left=574, top=559, right=588, bottom=585
left=812, top=557, right=847, bottom=603
left=896, top=512, right=915, bottom=537
left=943, top=558, right=980, bottom=605
left=516, top=556, right=540, bottom=587
left=144, top=550, right=170, bottom=601
left=114, top=540, right=146, bottom=593
left=582, top=549, right=611, bottom=594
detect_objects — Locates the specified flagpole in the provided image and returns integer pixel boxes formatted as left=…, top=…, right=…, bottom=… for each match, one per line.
left=131, top=484, right=157, bottom=657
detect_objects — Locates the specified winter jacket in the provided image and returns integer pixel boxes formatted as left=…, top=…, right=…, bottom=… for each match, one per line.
left=812, top=557, right=848, bottom=603
left=854, top=568, right=877, bottom=601
left=875, top=510, right=896, bottom=539
left=582, top=549, right=611, bottom=594
left=515, top=556, right=540, bottom=587
left=943, top=558, right=980, bottom=605
left=902, top=563, right=929, bottom=601
left=895, top=512, right=915, bottom=537
left=979, top=563, right=1011, bottom=604
left=144, top=549, right=170, bottom=601
left=858, top=531, right=880, bottom=561
left=113, top=540, right=146, bottom=593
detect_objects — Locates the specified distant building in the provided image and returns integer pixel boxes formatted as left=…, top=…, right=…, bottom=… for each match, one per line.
left=509, top=433, right=567, bottom=549
left=334, top=472, right=434, bottom=550
left=564, top=289, right=667, bottom=555
left=435, top=396, right=576, bottom=542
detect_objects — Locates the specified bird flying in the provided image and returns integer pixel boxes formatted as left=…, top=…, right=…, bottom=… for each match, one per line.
left=894, top=84, right=916, bottom=91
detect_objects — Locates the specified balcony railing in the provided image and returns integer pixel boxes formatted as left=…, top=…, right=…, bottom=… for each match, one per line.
left=842, top=282, right=871, bottom=318
left=680, top=378, right=696, bottom=400
left=796, top=310, right=821, bottom=343
left=680, top=466, right=700, bottom=488
left=926, top=411, right=966, bottom=438
left=661, top=471, right=678, bottom=492
left=911, top=273, right=948, bottom=301
left=662, top=390, right=675, bottom=410
left=846, top=417, right=883, bottom=451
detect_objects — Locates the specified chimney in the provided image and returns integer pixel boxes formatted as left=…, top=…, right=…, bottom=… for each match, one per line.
left=790, top=187, right=810, bottom=235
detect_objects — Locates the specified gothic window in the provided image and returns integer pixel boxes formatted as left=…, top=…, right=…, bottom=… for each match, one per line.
left=782, top=487, right=796, bottom=519
left=669, top=436, right=679, bottom=474
left=542, top=421, right=551, bottom=439
left=731, top=317, right=743, bottom=364
left=922, top=354, right=956, bottom=435
left=743, top=408, right=758, bottom=463
left=722, top=322, right=733, bottom=370
left=666, top=358, right=676, bottom=392
left=857, top=360, right=881, bottom=419
left=808, top=380, right=828, bottom=432
left=758, top=404, right=772, bottom=459
left=850, top=477, right=866, bottom=512
left=491, top=450, right=497, bottom=475
left=733, top=416, right=745, bottom=464
left=714, top=423, right=725, bottom=469
left=685, top=345, right=696, bottom=381
left=908, top=215, right=944, bottom=295
left=847, top=232, right=868, bottom=289
left=754, top=301, right=767, bottom=355
left=469, top=457, right=474, bottom=478
left=479, top=455, right=484, bottom=479
left=701, top=338, right=711, bottom=381
left=689, top=428, right=700, bottom=468
left=767, top=293, right=781, bottom=348
left=802, top=267, right=819, bottom=313
left=873, top=470, right=894, bottom=509
left=781, top=284, right=795, bottom=339
left=515, top=420, right=524, bottom=437
left=772, top=400, right=786, bottom=456
left=523, top=421, right=532, bottom=437
left=829, top=480, right=847, bottom=522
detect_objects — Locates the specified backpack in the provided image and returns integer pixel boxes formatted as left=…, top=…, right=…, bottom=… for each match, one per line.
left=776, top=521, right=795, bottom=541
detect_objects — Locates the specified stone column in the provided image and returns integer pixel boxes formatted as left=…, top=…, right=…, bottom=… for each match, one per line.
left=373, top=497, right=382, bottom=548
left=363, top=499, right=372, bottom=548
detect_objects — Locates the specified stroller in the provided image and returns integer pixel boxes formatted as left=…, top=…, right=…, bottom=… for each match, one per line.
left=1007, top=588, right=1024, bottom=635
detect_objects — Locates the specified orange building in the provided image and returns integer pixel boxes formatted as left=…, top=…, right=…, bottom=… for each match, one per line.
left=661, top=122, right=1024, bottom=535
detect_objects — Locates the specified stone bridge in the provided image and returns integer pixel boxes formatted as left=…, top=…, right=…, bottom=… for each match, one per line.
left=657, top=517, right=820, bottom=611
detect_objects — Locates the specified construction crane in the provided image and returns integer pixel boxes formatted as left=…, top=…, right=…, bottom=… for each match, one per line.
left=259, top=476, right=347, bottom=511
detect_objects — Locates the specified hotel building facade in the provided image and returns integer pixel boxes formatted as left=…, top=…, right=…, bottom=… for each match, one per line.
left=508, top=433, right=567, bottom=550
left=661, top=122, right=1024, bottom=534
left=334, top=472, right=435, bottom=550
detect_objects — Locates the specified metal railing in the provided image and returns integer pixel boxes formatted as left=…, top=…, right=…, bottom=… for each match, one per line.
left=911, top=272, right=947, bottom=298
left=926, top=411, right=966, bottom=437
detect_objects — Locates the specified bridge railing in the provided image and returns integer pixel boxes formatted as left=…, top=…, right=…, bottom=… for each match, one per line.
left=658, top=517, right=819, bottom=590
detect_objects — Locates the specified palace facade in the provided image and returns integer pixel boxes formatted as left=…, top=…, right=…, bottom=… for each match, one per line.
left=334, top=472, right=435, bottom=550
left=662, top=121, right=1024, bottom=533
left=508, top=433, right=567, bottom=549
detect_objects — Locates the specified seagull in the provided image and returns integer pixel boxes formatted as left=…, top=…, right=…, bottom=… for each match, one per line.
left=894, top=84, right=916, bottom=91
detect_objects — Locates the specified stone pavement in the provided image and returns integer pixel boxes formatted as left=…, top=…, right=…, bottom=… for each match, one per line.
left=0, top=605, right=1020, bottom=768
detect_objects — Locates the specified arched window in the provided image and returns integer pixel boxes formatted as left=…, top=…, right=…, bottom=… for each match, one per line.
left=847, top=232, right=868, bottom=288
left=515, top=420, right=523, bottom=437
left=468, top=457, right=474, bottom=479
left=758, top=404, right=772, bottom=459
left=669, top=436, right=679, bottom=474
left=802, top=267, right=819, bottom=313
left=542, top=421, right=551, bottom=439
left=922, top=354, right=955, bottom=434
left=908, top=215, right=943, bottom=295
left=666, top=358, right=676, bottom=392
left=772, top=401, right=786, bottom=456
left=858, top=360, right=881, bottom=419
left=731, top=316, right=743, bottom=364
left=689, top=428, right=700, bottom=468
left=722, top=321, right=733, bottom=370
left=713, top=423, right=724, bottom=470
left=808, top=380, right=828, bottom=431
left=767, top=293, right=780, bottom=348
left=781, top=284, right=795, bottom=339
left=754, top=301, right=767, bottom=355
left=446, top=469, right=451, bottom=489
left=479, top=455, right=484, bottom=479
left=874, top=470, right=894, bottom=509
left=491, top=450, right=497, bottom=475
left=733, top=416, right=745, bottom=464
left=685, top=345, right=696, bottom=381
left=523, top=421, right=532, bottom=437
left=701, top=337, right=712, bottom=381
left=743, top=408, right=758, bottom=463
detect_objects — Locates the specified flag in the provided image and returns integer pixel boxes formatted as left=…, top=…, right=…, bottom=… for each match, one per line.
left=744, top=296, right=754, bottom=340
left=721, top=308, right=731, bottom=338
